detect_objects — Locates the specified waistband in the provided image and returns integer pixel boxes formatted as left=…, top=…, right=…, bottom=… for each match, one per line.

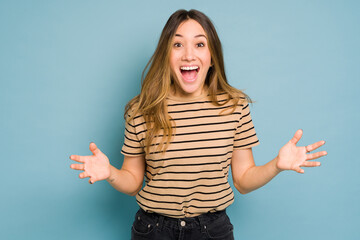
left=138, top=208, right=228, bottom=230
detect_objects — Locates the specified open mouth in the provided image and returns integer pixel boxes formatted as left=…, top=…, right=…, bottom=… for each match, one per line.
left=180, top=66, right=199, bottom=82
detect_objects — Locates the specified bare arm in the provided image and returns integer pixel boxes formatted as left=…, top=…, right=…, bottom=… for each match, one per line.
left=70, top=142, right=145, bottom=196
left=231, top=129, right=327, bottom=194
left=231, top=149, right=280, bottom=194
left=106, top=155, right=145, bottom=196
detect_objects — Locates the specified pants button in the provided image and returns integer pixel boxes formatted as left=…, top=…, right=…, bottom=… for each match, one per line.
left=180, top=221, right=186, bottom=227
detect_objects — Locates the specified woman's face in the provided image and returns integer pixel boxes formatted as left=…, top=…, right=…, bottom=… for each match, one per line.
left=169, top=19, right=212, bottom=98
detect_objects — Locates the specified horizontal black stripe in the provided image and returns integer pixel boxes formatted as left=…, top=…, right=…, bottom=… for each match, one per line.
left=141, top=185, right=231, bottom=198
left=131, top=94, right=241, bottom=121
left=123, top=142, right=142, bottom=149
left=167, top=98, right=229, bottom=107
left=125, top=134, right=141, bottom=143
left=185, top=196, right=234, bottom=209
left=136, top=200, right=185, bottom=217
left=130, top=113, right=242, bottom=130
left=241, top=119, right=252, bottom=126
left=146, top=181, right=228, bottom=190
left=150, top=136, right=234, bottom=146
left=236, top=126, right=255, bottom=135
left=173, top=120, right=238, bottom=129
left=234, top=133, right=257, bottom=142
left=136, top=194, right=234, bottom=215
left=149, top=143, right=233, bottom=155
left=168, top=104, right=244, bottom=114
left=148, top=176, right=225, bottom=182
left=125, top=127, right=137, bottom=135
left=133, top=98, right=239, bottom=120
left=235, top=119, right=253, bottom=131
left=139, top=135, right=235, bottom=145
left=147, top=157, right=231, bottom=170
left=145, top=163, right=230, bottom=177
left=170, top=112, right=241, bottom=122
left=135, top=127, right=235, bottom=138
left=167, top=93, right=243, bottom=106
left=233, top=139, right=259, bottom=148
left=146, top=150, right=233, bottom=162
left=121, top=149, right=145, bottom=155
left=239, top=111, right=250, bottom=122
left=138, top=189, right=232, bottom=204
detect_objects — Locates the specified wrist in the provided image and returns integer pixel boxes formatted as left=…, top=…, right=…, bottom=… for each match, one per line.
left=274, top=156, right=283, bottom=173
left=106, top=165, right=116, bottom=182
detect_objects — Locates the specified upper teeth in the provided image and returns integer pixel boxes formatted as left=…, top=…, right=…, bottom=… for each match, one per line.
left=181, top=66, right=198, bottom=71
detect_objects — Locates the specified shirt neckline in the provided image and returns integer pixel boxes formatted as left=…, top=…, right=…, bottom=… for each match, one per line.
left=167, top=91, right=209, bottom=102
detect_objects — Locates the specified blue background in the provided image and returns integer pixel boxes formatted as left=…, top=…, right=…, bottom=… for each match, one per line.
left=1, top=0, right=359, bottom=239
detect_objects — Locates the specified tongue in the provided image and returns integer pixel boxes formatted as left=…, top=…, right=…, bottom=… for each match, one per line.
left=181, top=70, right=197, bottom=81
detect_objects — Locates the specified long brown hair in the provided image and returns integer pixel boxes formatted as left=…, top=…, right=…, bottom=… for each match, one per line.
left=125, top=9, right=250, bottom=154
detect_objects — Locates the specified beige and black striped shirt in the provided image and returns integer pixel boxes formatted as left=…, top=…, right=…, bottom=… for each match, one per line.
left=121, top=92, right=259, bottom=218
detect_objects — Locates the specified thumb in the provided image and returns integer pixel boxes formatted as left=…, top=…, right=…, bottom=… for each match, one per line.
left=290, top=129, right=303, bottom=145
left=89, top=142, right=102, bottom=156
left=294, top=166, right=305, bottom=174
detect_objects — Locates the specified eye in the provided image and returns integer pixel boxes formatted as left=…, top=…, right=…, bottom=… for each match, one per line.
left=196, top=42, right=205, bottom=47
left=174, top=42, right=182, bottom=48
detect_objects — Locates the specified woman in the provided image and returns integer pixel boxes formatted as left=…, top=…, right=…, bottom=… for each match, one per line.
left=70, top=9, right=327, bottom=240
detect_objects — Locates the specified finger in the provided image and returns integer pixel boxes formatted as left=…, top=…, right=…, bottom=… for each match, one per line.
left=89, top=177, right=96, bottom=184
left=294, top=166, right=304, bottom=174
left=306, top=151, right=328, bottom=160
left=290, top=129, right=303, bottom=145
left=89, top=142, right=102, bottom=156
left=305, top=140, right=326, bottom=152
left=301, top=161, right=321, bottom=167
left=70, top=163, right=85, bottom=171
left=79, top=171, right=90, bottom=179
left=69, top=155, right=85, bottom=163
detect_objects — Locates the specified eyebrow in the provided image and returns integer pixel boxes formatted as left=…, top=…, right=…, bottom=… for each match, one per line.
left=174, top=34, right=207, bottom=39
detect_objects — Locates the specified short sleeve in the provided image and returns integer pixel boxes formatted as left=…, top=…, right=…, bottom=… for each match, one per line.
left=233, top=101, right=260, bottom=149
left=121, top=114, right=145, bottom=156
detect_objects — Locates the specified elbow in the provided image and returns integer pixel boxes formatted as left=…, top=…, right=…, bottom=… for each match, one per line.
left=234, top=182, right=251, bottom=195
left=128, top=185, right=142, bottom=196
left=128, top=191, right=138, bottom=197
left=127, top=189, right=139, bottom=196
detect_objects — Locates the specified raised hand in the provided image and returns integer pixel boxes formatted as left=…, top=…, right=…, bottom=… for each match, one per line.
left=276, top=129, right=327, bottom=174
left=69, top=142, right=111, bottom=184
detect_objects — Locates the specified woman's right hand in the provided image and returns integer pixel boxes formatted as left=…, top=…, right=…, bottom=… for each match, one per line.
left=70, top=142, right=111, bottom=184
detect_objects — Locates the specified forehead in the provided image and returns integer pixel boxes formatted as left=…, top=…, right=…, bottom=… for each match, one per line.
left=175, top=19, right=207, bottom=36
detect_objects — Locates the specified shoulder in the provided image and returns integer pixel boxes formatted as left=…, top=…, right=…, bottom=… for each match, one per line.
left=211, top=91, right=248, bottom=107
left=124, top=97, right=146, bottom=127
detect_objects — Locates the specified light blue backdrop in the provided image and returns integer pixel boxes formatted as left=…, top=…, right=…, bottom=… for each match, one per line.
left=1, top=0, right=359, bottom=239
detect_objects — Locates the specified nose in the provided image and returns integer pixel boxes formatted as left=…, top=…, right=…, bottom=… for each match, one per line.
left=182, top=45, right=195, bottom=61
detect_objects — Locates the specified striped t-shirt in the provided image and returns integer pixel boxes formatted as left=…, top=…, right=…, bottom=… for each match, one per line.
left=121, top=91, right=259, bottom=218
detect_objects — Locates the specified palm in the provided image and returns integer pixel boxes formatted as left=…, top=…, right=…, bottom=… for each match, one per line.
left=276, top=130, right=327, bottom=173
left=70, top=143, right=111, bottom=183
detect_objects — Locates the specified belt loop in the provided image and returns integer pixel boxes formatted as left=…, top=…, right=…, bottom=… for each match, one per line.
left=157, top=214, right=165, bottom=231
left=197, top=214, right=207, bottom=234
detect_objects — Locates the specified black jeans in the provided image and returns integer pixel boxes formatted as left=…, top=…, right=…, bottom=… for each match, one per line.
left=131, top=208, right=234, bottom=240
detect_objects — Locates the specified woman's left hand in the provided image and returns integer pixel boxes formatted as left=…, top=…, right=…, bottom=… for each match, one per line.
left=276, top=129, right=327, bottom=173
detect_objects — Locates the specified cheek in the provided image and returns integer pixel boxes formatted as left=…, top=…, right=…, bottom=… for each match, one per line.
left=201, top=51, right=212, bottom=67
left=169, top=53, right=179, bottom=72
